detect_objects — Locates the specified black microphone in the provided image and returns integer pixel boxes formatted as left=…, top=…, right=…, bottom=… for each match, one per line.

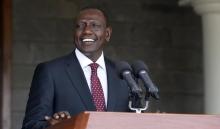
left=116, top=61, right=142, bottom=97
left=131, top=60, right=159, bottom=100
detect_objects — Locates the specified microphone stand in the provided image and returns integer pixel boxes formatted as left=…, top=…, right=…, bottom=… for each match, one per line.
left=128, top=99, right=149, bottom=113
left=128, top=80, right=150, bottom=113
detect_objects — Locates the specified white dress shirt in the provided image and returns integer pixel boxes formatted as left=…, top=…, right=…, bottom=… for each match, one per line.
left=75, top=48, right=108, bottom=106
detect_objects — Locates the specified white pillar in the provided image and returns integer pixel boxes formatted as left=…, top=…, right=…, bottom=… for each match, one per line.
left=179, top=0, right=220, bottom=114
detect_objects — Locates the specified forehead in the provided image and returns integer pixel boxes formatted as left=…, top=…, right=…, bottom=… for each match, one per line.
left=77, top=9, right=106, bottom=23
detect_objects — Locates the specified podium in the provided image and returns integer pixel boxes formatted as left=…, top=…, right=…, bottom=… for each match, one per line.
left=46, top=111, right=220, bottom=129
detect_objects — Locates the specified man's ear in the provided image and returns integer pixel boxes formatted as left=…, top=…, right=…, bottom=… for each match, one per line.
left=105, top=26, right=112, bottom=42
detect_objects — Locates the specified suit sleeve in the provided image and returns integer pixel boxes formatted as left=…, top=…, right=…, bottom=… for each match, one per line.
left=21, top=63, right=54, bottom=129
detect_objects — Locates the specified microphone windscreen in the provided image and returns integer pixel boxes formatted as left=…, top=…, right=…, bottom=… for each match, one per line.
left=131, top=60, right=149, bottom=76
left=115, top=61, right=132, bottom=79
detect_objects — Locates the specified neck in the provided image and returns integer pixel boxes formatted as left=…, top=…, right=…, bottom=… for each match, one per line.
left=85, top=52, right=102, bottom=62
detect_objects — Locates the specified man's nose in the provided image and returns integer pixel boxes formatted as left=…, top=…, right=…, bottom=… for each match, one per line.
left=83, top=25, right=93, bottom=34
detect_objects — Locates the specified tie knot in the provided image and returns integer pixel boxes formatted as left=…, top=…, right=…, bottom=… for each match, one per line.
left=89, top=63, right=99, bottom=72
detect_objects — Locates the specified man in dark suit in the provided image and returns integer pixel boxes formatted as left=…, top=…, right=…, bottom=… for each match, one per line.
left=21, top=6, right=130, bottom=129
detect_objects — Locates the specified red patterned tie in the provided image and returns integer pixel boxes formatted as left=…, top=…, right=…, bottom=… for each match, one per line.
left=89, top=63, right=106, bottom=111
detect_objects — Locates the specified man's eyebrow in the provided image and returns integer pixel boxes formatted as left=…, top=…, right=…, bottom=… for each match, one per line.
left=78, top=19, right=102, bottom=22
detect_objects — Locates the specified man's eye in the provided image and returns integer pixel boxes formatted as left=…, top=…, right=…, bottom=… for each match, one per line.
left=76, top=23, right=84, bottom=29
left=92, top=23, right=101, bottom=28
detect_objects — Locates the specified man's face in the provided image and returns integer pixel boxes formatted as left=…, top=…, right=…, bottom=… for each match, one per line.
left=74, top=9, right=112, bottom=60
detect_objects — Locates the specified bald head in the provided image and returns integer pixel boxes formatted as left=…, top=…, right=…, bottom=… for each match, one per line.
left=78, top=7, right=110, bottom=27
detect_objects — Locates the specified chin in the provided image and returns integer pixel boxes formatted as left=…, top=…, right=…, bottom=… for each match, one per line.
left=81, top=49, right=95, bottom=55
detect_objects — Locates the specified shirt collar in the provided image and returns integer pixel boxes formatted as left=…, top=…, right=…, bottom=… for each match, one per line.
left=75, top=48, right=106, bottom=69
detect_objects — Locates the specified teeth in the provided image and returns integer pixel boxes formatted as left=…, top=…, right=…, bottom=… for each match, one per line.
left=82, top=39, right=95, bottom=42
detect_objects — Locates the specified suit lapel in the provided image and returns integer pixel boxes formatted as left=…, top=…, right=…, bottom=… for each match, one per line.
left=64, top=52, right=96, bottom=111
left=64, top=53, right=119, bottom=111
left=106, top=59, right=118, bottom=111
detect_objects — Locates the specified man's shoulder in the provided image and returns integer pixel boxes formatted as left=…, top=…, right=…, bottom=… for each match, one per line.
left=104, top=56, right=116, bottom=67
left=37, top=52, right=75, bottom=69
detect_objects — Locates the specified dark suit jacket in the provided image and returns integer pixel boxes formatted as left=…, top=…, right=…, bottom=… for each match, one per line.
left=22, top=52, right=130, bottom=129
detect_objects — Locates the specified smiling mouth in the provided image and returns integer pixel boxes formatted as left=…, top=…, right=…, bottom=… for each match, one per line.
left=81, top=38, right=96, bottom=46
left=82, top=38, right=95, bottom=42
